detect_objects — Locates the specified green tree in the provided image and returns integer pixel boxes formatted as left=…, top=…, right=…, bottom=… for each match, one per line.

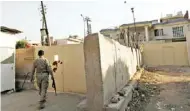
left=16, top=40, right=27, bottom=49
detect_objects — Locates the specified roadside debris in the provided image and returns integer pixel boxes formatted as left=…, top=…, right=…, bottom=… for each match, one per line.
left=126, top=70, right=161, bottom=111
left=126, top=66, right=190, bottom=111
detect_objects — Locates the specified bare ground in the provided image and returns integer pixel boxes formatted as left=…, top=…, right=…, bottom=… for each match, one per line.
left=126, top=66, right=190, bottom=111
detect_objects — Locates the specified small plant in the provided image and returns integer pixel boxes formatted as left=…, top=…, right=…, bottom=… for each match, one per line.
left=16, top=40, right=28, bottom=49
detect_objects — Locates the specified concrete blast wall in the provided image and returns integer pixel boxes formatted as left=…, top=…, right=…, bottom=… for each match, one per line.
left=84, top=33, right=141, bottom=110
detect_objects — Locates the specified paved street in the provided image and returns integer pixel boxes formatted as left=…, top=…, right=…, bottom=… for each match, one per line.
left=1, top=90, right=85, bottom=111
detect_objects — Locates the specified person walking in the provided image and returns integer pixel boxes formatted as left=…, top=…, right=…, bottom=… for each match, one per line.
left=30, top=50, right=54, bottom=109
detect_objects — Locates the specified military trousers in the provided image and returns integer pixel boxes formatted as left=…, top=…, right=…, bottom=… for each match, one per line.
left=36, top=73, right=49, bottom=102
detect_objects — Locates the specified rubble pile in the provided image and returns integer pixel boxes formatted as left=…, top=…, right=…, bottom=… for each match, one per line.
left=126, top=71, right=161, bottom=111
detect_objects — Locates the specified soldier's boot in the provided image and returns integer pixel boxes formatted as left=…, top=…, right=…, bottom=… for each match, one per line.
left=38, top=101, right=45, bottom=109
left=38, top=99, right=46, bottom=103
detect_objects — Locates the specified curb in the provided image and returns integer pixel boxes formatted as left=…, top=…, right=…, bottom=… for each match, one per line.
left=104, top=68, right=144, bottom=111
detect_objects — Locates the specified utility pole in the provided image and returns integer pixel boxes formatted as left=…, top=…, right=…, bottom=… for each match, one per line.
left=40, top=7, right=45, bottom=46
left=124, top=1, right=131, bottom=47
left=80, top=14, right=92, bottom=37
left=131, top=7, right=136, bottom=33
left=40, top=1, right=51, bottom=46
left=131, top=7, right=138, bottom=48
left=127, top=26, right=130, bottom=46
left=85, top=17, right=92, bottom=35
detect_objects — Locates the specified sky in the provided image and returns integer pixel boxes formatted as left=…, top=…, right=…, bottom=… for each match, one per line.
left=0, top=0, right=190, bottom=41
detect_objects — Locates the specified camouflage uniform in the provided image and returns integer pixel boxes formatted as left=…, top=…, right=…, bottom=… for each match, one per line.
left=31, top=57, right=53, bottom=105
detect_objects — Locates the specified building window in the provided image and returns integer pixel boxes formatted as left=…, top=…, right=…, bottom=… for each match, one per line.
left=154, top=29, right=163, bottom=36
left=172, top=26, right=184, bottom=37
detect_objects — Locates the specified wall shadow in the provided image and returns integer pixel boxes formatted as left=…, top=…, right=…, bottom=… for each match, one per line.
left=1, top=53, right=14, bottom=64
left=103, top=58, right=134, bottom=105
left=102, top=39, right=140, bottom=105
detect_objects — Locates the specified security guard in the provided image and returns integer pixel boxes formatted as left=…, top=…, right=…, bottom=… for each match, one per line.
left=31, top=50, right=54, bottom=109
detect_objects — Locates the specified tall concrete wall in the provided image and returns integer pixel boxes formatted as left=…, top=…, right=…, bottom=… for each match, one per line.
left=84, top=33, right=141, bottom=110
left=143, top=42, right=189, bottom=66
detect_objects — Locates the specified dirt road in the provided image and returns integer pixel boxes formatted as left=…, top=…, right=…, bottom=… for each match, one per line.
left=127, top=66, right=190, bottom=111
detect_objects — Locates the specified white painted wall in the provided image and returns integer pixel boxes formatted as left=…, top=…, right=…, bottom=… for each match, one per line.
left=0, top=32, right=18, bottom=47
left=153, top=22, right=190, bottom=40
left=55, top=39, right=80, bottom=45
left=99, top=35, right=141, bottom=105
left=0, top=32, right=17, bottom=92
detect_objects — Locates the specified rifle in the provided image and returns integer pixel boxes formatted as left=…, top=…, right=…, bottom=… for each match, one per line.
left=45, top=59, right=57, bottom=96
left=52, top=77, right=57, bottom=96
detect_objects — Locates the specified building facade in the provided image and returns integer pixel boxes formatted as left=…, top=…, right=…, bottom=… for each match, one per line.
left=153, top=18, right=190, bottom=42
left=100, top=11, right=190, bottom=45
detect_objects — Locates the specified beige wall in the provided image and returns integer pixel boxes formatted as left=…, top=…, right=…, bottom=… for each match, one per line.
left=186, top=31, right=190, bottom=65
left=16, top=44, right=86, bottom=94
left=16, top=47, right=35, bottom=77
left=143, top=42, right=189, bottom=66
left=35, top=44, right=86, bottom=94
